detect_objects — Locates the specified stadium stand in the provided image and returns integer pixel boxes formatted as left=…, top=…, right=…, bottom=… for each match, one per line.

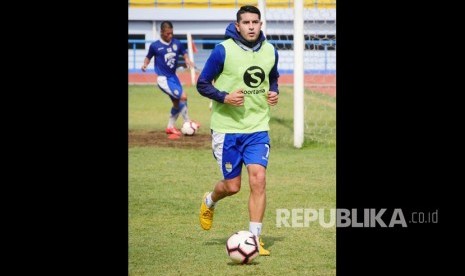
left=128, top=0, right=336, bottom=9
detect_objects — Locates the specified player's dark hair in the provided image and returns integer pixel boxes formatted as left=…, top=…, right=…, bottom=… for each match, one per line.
left=160, top=21, right=173, bottom=31
left=236, top=5, right=261, bottom=22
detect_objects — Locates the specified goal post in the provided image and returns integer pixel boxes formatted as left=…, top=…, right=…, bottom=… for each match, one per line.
left=258, top=0, right=267, bottom=35
left=259, top=0, right=336, bottom=148
left=293, top=0, right=304, bottom=148
left=259, top=0, right=304, bottom=148
left=186, top=32, right=196, bottom=86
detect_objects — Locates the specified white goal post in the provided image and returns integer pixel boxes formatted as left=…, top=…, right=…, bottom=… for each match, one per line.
left=258, top=0, right=336, bottom=148
left=293, top=0, right=305, bottom=148
left=259, top=0, right=304, bottom=148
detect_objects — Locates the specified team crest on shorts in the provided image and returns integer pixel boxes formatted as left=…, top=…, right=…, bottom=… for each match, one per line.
left=225, top=162, right=232, bottom=173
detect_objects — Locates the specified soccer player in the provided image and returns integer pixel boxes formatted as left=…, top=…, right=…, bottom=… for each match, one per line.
left=141, top=21, right=195, bottom=138
left=197, top=5, right=279, bottom=256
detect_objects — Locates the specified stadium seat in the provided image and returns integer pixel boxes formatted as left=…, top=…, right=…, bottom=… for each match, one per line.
left=128, top=0, right=336, bottom=9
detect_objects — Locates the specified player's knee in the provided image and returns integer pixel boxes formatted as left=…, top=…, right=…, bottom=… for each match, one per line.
left=180, top=93, right=187, bottom=102
left=224, top=179, right=241, bottom=195
left=248, top=168, right=266, bottom=193
left=225, top=185, right=240, bottom=195
left=249, top=167, right=266, bottom=183
left=250, top=179, right=265, bottom=194
left=172, top=99, right=180, bottom=109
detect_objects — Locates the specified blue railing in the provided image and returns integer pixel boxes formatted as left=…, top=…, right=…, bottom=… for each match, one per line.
left=129, top=39, right=336, bottom=73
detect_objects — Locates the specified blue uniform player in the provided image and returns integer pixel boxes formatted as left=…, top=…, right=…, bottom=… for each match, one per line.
left=141, top=21, right=195, bottom=138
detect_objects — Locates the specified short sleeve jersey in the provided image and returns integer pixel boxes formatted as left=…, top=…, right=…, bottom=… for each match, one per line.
left=146, top=39, right=187, bottom=77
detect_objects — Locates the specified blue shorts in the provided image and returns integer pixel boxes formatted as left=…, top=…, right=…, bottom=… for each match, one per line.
left=156, top=75, right=183, bottom=101
left=212, top=131, right=270, bottom=179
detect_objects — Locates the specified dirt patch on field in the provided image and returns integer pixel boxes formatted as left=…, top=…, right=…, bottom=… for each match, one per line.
left=128, top=130, right=211, bottom=149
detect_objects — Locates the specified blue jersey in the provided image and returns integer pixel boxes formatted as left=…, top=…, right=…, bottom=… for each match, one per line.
left=146, top=38, right=187, bottom=77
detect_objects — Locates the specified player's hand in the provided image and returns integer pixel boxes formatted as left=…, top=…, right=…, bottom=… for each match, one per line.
left=267, top=91, right=278, bottom=106
left=187, top=60, right=195, bottom=69
left=224, top=89, right=244, bottom=106
left=141, top=65, right=147, bottom=72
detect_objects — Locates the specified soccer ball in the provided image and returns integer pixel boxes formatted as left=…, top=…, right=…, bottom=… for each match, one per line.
left=181, top=121, right=199, bottom=136
left=225, top=231, right=259, bottom=264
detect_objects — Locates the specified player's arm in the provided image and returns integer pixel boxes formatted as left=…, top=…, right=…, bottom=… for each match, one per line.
left=183, top=53, right=195, bottom=69
left=141, top=44, right=155, bottom=72
left=178, top=40, right=195, bottom=69
left=141, top=57, right=151, bottom=72
left=197, top=44, right=229, bottom=103
left=267, top=48, right=280, bottom=106
left=269, top=48, right=280, bottom=94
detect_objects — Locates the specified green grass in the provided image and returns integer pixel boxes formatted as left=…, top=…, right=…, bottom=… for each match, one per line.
left=129, top=85, right=336, bottom=275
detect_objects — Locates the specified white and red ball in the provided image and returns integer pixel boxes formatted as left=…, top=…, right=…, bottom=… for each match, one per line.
left=225, top=230, right=259, bottom=264
left=181, top=121, right=199, bottom=136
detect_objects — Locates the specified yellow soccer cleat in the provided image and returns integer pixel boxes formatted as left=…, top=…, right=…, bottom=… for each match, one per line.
left=199, top=192, right=214, bottom=230
left=258, top=237, right=270, bottom=256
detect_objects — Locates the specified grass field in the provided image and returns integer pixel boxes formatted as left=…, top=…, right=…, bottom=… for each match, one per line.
left=129, top=84, right=336, bottom=275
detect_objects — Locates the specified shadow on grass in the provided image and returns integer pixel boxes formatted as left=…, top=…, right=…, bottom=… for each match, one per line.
left=203, top=237, right=228, bottom=246
left=227, top=261, right=261, bottom=266
left=204, top=235, right=285, bottom=249
left=260, top=235, right=285, bottom=248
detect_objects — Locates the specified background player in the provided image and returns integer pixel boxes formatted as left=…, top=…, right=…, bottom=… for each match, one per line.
left=141, top=21, right=196, bottom=138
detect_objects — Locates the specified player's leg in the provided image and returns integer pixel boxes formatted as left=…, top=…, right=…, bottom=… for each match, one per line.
left=169, top=76, right=190, bottom=123
left=247, top=164, right=269, bottom=255
left=199, top=175, right=241, bottom=230
left=179, top=89, right=190, bottom=123
left=211, top=131, right=243, bottom=201
left=167, top=97, right=181, bottom=131
left=247, top=164, right=266, bottom=223
left=211, top=176, right=241, bottom=202
left=242, top=131, right=271, bottom=255
left=157, top=76, right=183, bottom=134
left=199, top=132, right=243, bottom=230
